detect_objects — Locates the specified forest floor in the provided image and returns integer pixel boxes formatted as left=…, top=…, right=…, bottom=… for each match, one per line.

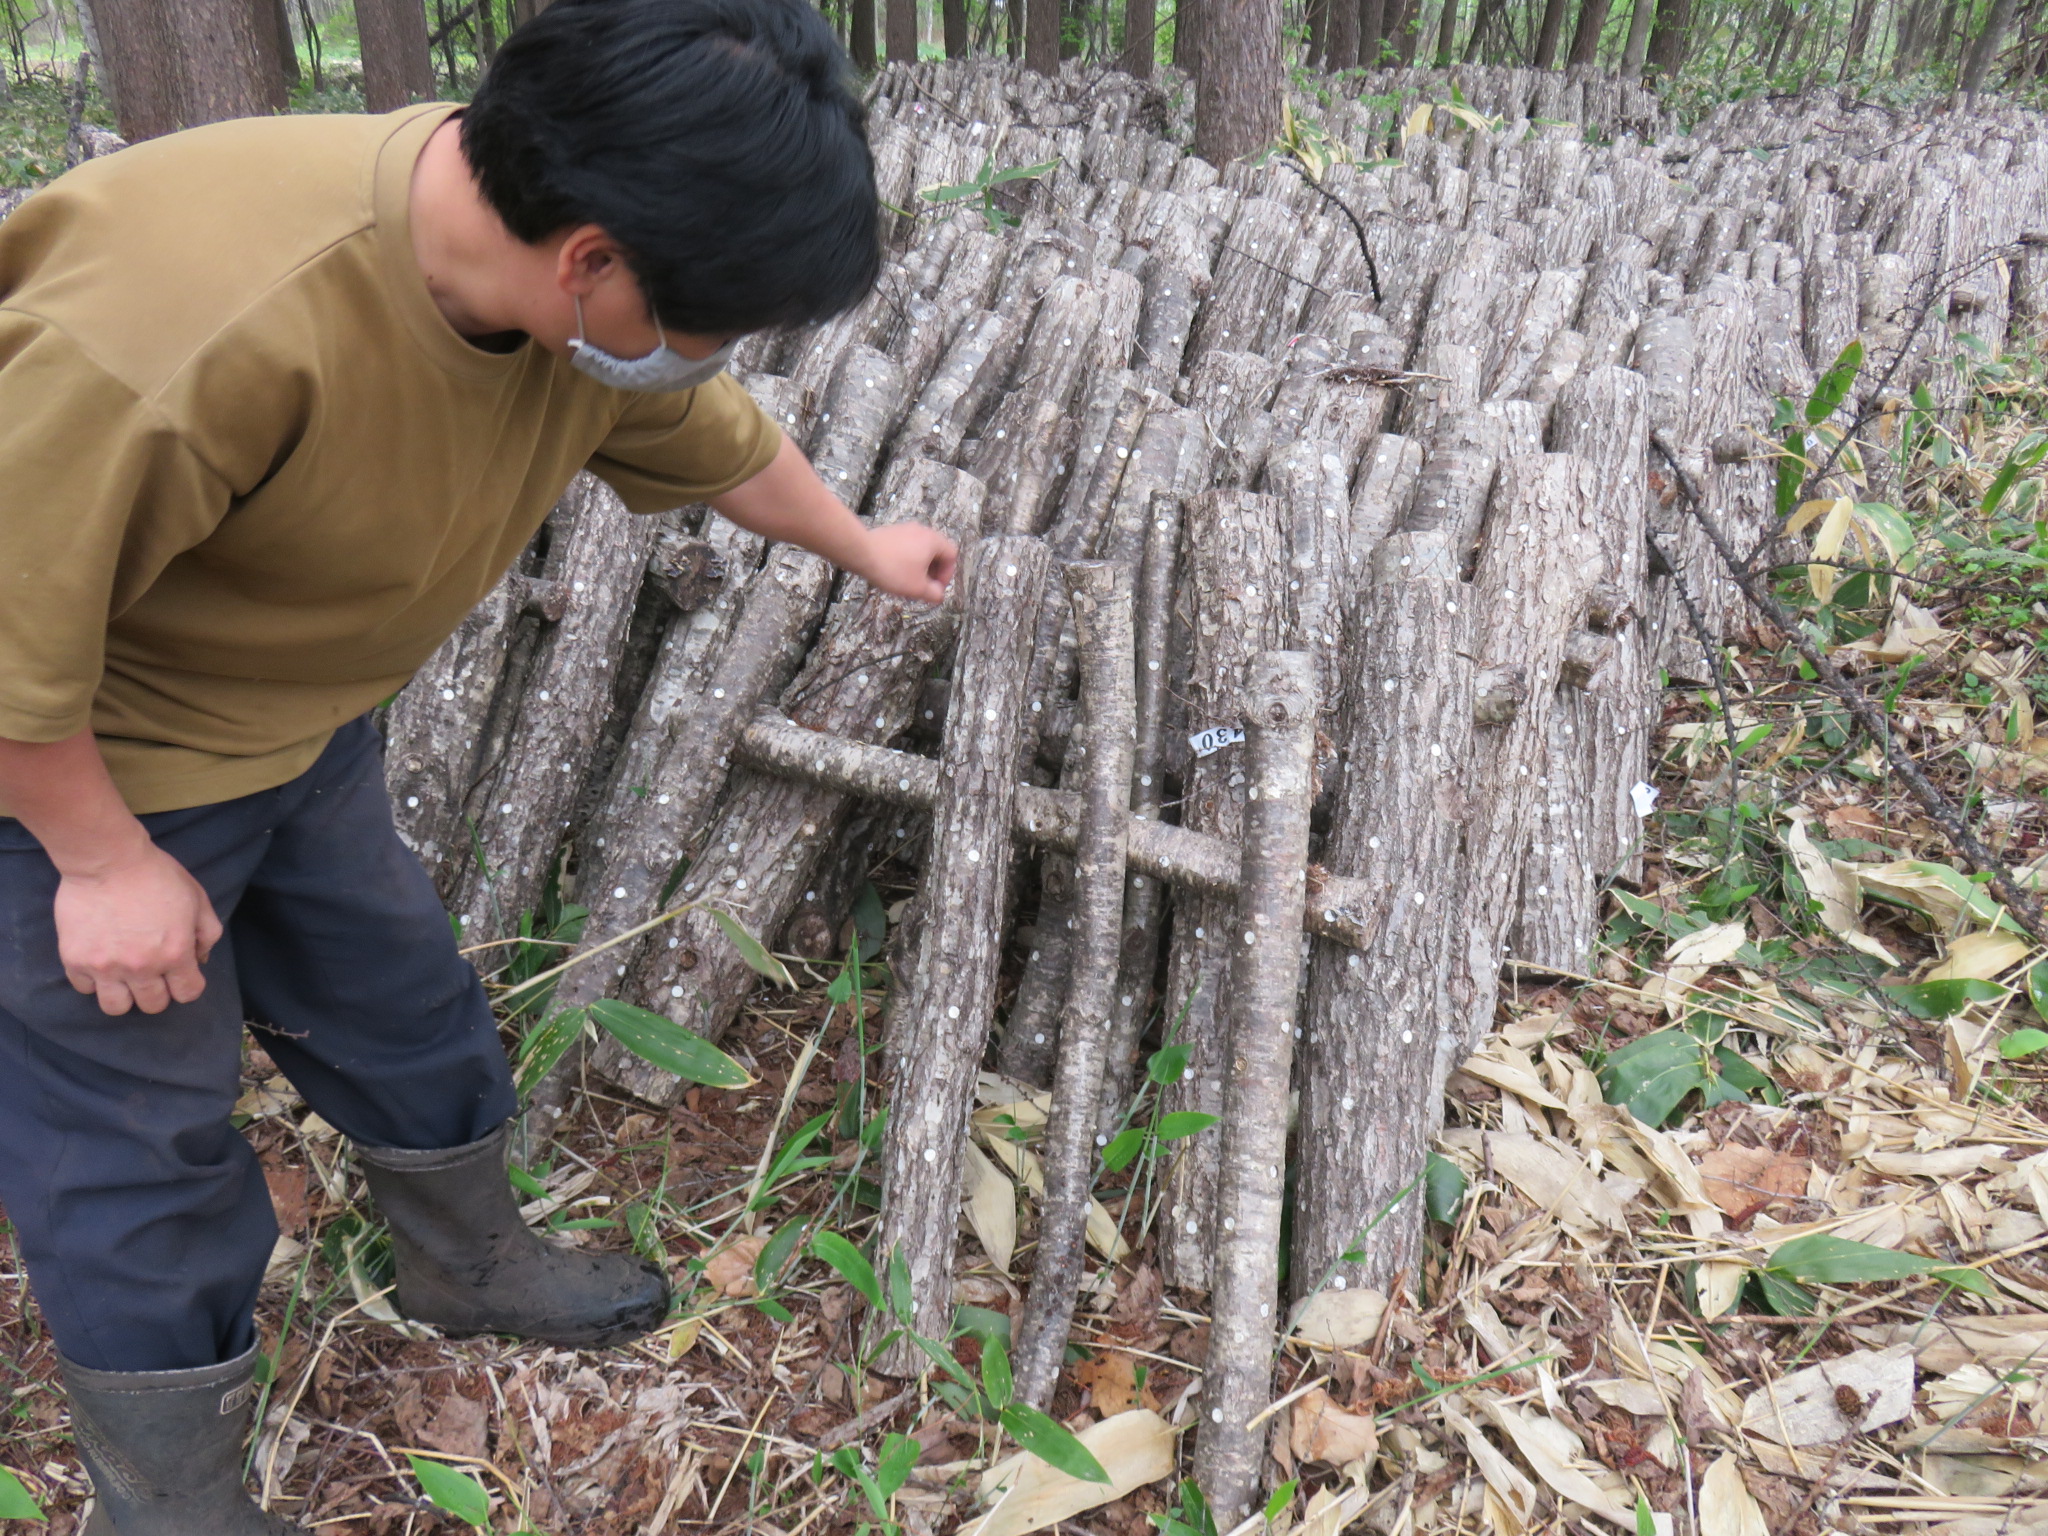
left=4, top=72, right=2048, bottom=1536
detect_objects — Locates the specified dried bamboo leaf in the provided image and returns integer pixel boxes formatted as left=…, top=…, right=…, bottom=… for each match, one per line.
left=962, top=1409, right=1176, bottom=1536
left=963, top=1139, right=1019, bottom=1276
left=1476, top=1399, right=1634, bottom=1530
left=1699, top=1455, right=1769, bottom=1536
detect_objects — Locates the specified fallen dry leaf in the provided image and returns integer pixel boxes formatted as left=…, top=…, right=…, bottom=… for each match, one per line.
left=1699, top=1454, right=1769, bottom=1536
left=1072, top=1350, right=1158, bottom=1416
left=703, top=1235, right=769, bottom=1298
left=1697, top=1143, right=1808, bottom=1223
left=1291, top=1287, right=1389, bottom=1351
left=419, top=1389, right=489, bottom=1462
left=1289, top=1388, right=1380, bottom=1467
left=1741, top=1347, right=1914, bottom=1446
left=962, top=1409, right=1175, bottom=1536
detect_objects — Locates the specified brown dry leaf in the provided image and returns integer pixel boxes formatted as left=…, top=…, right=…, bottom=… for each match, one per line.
left=420, top=1390, right=489, bottom=1462
left=1292, top=1287, right=1389, bottom=1351
left=962, top=1139, right=1017, bottom=1275
left=1823, top=804, right=1885, bottom=840
left=1699, top=1454, right=1769, bottom=1536
left=1781, top=809, right=1897, bottom=964
left=962, top=1409, right=1175, bottom=1536
left=1925, top=931, right=2032, bottom=982
left=703, top=1235, right=769, bottom=1298
left=1108, top=1262, right=1164, bottom=1332
left=1697, top=1143, right=1808, bottom=1222
left=1482, top=1132, right=1632, bottom=1236
left=1289, top=1388, right=1380, bottom=1467
left=263, top=1163, right=311, bottom=1237
left=1740, top=1347, right=1914, bottom=1446
left=666, top=1315, right=703, bottom=1359
left=1072, top=1351, right=1157, bottom=1415
left=1477, top=1399, right=1634, bottom=1530
left=1443, top=1405, right=1539, bottom=1536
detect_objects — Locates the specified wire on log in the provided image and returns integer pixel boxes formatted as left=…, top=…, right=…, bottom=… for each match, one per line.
left=1012, top=561, right=1136, bottom=1410
left=877, top=536, right=1050, bottom=1371
left=1198, top=650, right=1317, bottom=1523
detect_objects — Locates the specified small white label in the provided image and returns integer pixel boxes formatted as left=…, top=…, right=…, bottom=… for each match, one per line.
left=1630, top=781, right=1660, bottom=818
left=1189, top=725, right=1246, bottom=758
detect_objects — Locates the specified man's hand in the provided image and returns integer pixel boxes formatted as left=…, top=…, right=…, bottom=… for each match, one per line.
left=55, top=842, right=223, bottom=1015
left=859, top=522, right=959, bottom=605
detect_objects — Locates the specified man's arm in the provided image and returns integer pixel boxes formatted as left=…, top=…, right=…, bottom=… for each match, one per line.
left=708, top=432, right=957, bottom=605
left=0, top=729, right=222, bottom=1016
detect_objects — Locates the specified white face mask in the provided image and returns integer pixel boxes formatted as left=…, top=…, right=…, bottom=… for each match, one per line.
left=567, top=296, right=736, bottom=392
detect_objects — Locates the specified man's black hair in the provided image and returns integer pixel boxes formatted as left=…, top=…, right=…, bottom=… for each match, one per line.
left=462, top=0, right=880, bottom=336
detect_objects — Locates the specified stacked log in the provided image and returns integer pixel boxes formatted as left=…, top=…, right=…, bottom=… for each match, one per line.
left=11, top=57, right=2036, bottom=1523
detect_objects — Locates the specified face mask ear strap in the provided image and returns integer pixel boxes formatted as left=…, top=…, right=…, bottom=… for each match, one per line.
left=571, top=293, right=589, bottom=349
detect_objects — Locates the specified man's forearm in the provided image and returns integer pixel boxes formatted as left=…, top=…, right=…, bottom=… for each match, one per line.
left=0, top=728, right=153, bottom=876
left=707, top=431, right=874, bottom=574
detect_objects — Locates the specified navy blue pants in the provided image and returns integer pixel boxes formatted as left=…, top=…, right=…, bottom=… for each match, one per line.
left=0, top=718, right=517, bottom=1372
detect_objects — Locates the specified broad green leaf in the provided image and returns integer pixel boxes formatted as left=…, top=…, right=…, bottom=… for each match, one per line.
left=1635, top=1493, right=1657, bottom=1536
left=1750, top=1267, right=1817, bottom=1316
left=1154, top=1111, right=1219, bottom=1141
left=514, top=1006, right=587, bottom=1099
left=759, top=1111, right=834, bottom=1195
left=887, top=1245, right=914, bottom=1323
left=910, top=1332, right=981, bottom=1396
left=1597, top=1031, right=1710, bottom=1127
left=588, top=999, right=753, bottom=1088
left=809, top=1231, right=881, bottom=1310
left=1984, top=432, right=2048, bottom=517
left=1100, top=1127, right=1147, bottom=1174
left=2003, top=1027, right=2048, bottom=1061
left=1777, top=429, right=1808, bottom=518
left=1424, top=1152, right=1467, bottom=1223
left=988, top=156, right=1061, bottom=184
left=826, top=966, right=856, bottom=1006
left=1806, top=339, right=1864, bottom=424
left=981, top=1335, right=1014, bottom=1410
left=0, top=1467, right=44, bottom=1521
left=1147, top=1042, right=1193, bottom=1085
left=875, top=1432, right=921, bottom=1499
left=752, top=1221, right=808, bottom=1294
left=506, top=1163, right=549, bottom=1201
left=1711, top=1045, right=1782, bottom=1104
left=953, top=1304, right=1013, bottom=1348
left=853, top=882, right=888, bottom=961
left=1933, top=1265, right=1995, bottom=1297
left=707, top=909, right=795, bottom=988
left=1879, top=977, right=2009, bottom=1020
left=1769, top=1232, right=1946, bottom=1286
left=407, top=1456, right=491, bottom=1527
left=1264, top=1479, right=1299, bottom=1522
left=999, top=1404, right=1111, bottom=1483
left=755, top=1295, right=794, bottom=1324
left=2028, top=961, right=2048, bottom=1024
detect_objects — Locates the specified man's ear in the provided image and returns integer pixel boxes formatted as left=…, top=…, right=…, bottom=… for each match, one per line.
left=554, top=224, right=627, bottom=297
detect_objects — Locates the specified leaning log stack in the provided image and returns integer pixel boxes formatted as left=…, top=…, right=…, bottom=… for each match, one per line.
left=326, top=62, right=2048, bottom=1521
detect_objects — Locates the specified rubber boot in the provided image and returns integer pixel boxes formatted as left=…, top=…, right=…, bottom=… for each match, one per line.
left=63, top=1344, right=298, bottom=1535
left=355, top=1122, right=670, bottom=1346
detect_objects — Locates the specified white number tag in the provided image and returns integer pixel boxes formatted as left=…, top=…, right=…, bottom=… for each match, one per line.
left=1188, top=725, right=1246, bottom=758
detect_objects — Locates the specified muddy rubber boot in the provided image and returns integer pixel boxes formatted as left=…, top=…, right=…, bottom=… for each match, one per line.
left=355, top=1122, right=670, bottom=1346
left=64, top=1344, right=298, bottom=1535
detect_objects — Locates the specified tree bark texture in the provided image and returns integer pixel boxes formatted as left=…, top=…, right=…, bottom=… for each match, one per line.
left=1196, top=650, right=1315, bottom=1525
left=1012, top=563, right=1136, bottom=1410
left=1294, top=539, right=1474, bottom=1300
left=1159, top=489, right=1292, bottom=1289
left=944, top=0, right=970, bottom=55
left=95, top=0, right=282, bottom=139
left=1026, top=0, right=1061, bottom=72
left=1619, top=0, right=1656, bottom=74
left=1644, top=0, right=1691, bottom=77
left=1533, top=0, right=1571, bottom=65
left=887, top=0, right=920, bottom=61
left=357, top=0, right=435, bottom=111
left=1568, top=0, right=1613, bottom=63
left=1192, top=0, right=1283, bottom=165
left=1122, top=0, right=1158, bottom=74
left=877, top=537, right=1049, bottom=1369
left=1960, top=0, right=2021, bottom=93
left=851, top=0, right=879, bottom=71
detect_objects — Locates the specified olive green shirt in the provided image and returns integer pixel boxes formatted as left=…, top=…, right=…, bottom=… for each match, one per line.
left=0, top=103, right=780, bottom=813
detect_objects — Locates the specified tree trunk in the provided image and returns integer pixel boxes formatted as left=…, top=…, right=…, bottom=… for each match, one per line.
left=1567, top=0, right=1612, bottom=63
left=1307, top=0, right=1331, bottom=67
left=1359, top=0, right=1387, bottom=62
left=268, top=0, right=300, bottom=90
left=1436, top=0, right=1461, bottom=63
left=886, top=0, right=918, bottom=60
left=1840, top=0, right=1876, bottom=73
left=1618, top=0, right=1655, bottom=74
left=1533, top=0, right=1570, bottom=63
left=944, top=0, right=970, bottom=55
left=1394, top=0, right=1425, bottom=59
left=1959, top=0, right=2019, bottom=91
left=1122, top=0, right=1157, bottom=74
left=94, top=0, right=282, bottom=140
left=1193, top=0, right=1281, bottom=162
left=1327, top=0, right=1361, bottom=70
left=1173, top=0, right=1199, bottom=68
left=1027, top=0, right=1060, bottom=72
left=1195, top=650, right=1315, bottom=1525
left=1644, top=0, right=1690, bottom=74
left=850, top=0, right=878, bottom=71
left=357, top=0, right=434, bottom=110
